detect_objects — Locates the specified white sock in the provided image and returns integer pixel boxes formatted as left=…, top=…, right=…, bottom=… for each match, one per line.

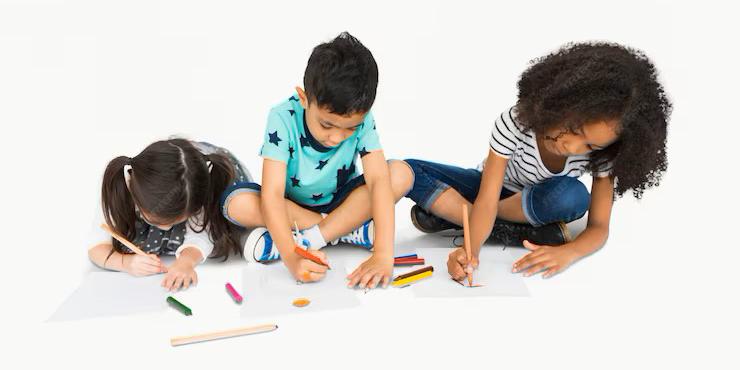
left=301, top=224, right=327, bottom=249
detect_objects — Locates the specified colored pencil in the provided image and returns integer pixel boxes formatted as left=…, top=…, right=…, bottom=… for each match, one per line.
left=167, top=296, right=192, bottom=316
left=170, top=324, right=278, bottom=346
left=391, top=270, right=433, bottom=287
left=100, top=223, right=147, bottom=257
left=225, top=282, right=243, bottom=304
left=462, top=204, right=473, bottom=287
left=394, top=253, right=417, bottom=259
left=293, top=245, right=330, bottom=268
left=393, top=266, right=434, bottom=281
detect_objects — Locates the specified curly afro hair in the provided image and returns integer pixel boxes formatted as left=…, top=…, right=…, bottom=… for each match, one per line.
left=515, top=42, right=672, bottom=199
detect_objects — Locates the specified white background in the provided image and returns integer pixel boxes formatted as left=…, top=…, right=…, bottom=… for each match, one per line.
left=1, top=1, right=738, bottom=369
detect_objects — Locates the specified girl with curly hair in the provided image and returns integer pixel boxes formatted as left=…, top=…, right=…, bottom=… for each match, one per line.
left=401, top=42, right=672, bottom=279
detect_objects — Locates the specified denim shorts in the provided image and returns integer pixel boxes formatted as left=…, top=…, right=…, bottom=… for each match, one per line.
left=404, top=159, right=591, bottom=226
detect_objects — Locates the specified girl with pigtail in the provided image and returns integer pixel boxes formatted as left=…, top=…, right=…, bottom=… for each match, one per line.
left=87, top=139, right=253, bottom=291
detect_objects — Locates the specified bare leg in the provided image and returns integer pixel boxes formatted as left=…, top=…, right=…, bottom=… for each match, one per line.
left=226, top=192, right=324, bottom=229
left=318, top=160, right=414, bottom=241
left=428, top=187, right=528, bottom=225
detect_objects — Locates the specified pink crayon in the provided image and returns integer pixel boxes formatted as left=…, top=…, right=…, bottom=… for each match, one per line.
left=225, top=282, right=243, bottom=304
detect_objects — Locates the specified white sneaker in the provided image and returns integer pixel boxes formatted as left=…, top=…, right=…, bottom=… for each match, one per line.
left=243, top=227, right=308, bottom=263
left=333, top=220, right=374, bottom=250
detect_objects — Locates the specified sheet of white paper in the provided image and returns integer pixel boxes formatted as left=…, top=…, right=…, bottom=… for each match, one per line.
left=48, top=272, right=168, bottom=321
left=241, top=263, right=360, bottom=317
left=410, top=247, right=530, bottom=297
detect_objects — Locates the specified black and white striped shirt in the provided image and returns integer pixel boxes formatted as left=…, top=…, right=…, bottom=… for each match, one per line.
left=484, top=106, right=612, bottom=192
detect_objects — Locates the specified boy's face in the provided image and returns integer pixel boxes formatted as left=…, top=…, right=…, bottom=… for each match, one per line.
left=296, top=87, right=366, bottom=148
left=542, top=119, right=620, bottom=156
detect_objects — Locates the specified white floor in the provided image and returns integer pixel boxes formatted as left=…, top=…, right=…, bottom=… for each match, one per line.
left=2, top=1, right=738, bottom=369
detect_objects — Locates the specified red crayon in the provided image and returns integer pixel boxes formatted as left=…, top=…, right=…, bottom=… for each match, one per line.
left=225, top=282, right=243, bottom=304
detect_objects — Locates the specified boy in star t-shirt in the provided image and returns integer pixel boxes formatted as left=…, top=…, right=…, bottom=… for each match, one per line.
left=220, top=32, right=414, bottom=289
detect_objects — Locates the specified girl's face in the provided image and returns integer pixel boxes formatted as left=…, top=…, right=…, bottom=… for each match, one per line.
left=542, top=119, right=620, bottom=156
left=295, top=87, right=366, bottom=148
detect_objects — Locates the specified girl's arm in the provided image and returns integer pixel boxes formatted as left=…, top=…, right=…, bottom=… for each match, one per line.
left=261, top=158, right=328, bottom=282
left=346, top=150, right=394, bottom=289
left=88, top=243, right=163, bottom=276
left=513, top=175, right=614, bottom=277
left=448, top=150, right=508, bottom=280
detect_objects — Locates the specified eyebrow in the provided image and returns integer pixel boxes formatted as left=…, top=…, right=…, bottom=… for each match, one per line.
left=320, top=119, right=363, bottom=129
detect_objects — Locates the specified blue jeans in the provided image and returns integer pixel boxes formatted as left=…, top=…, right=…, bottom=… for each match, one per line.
left=404, top=159, right=590, bottom=226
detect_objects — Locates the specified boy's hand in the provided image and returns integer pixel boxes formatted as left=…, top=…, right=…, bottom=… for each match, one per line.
left=448, top=247, right=479, bottom=281
left=162, top=258, right=198, bottom=291
left=285, top=249, right=329, bottom=283
left=123, top=254, right=166, bottom=277
left=347, top=253, right=393, bottom=289
left=512, top=240, right=579, bottom=278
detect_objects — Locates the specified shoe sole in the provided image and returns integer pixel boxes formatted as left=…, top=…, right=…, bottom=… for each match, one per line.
left=243, top=227, right=276, bottom=264
left=555, top=221, right=572, bottom=244
left=410, top=207, right=462, bottom=236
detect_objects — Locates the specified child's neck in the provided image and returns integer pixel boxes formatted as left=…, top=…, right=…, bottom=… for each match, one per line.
left=536, top=134, right=567, bottom=173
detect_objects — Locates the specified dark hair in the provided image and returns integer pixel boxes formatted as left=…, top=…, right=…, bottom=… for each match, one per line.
left=101, top=139, right=240, bottom=260
left=515, top=42, right=672, bottom=198
left=303, top=31, right=378, bottom=115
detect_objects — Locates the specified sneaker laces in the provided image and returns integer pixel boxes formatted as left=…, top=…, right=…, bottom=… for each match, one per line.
left=339, top=223, right=370, bottom=246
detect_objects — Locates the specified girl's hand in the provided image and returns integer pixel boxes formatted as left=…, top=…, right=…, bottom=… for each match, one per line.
left=285, top=249, right=329, bottom=283
left=347, top=253, right=393, bottom=289
left=447, top=247, right=479, bottom=281
left=512, top=240, right=580, bottom=278
left=161, top=258, right=198, bottom=291
left=123, top=254, right=166, bottom=277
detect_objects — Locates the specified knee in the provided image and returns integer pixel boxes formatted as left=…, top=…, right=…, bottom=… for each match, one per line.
left=388, top=160, right=415, bottom=198
left=551, top=177, right=591, bottom=219
left=226, top=192, right=262, bottom=227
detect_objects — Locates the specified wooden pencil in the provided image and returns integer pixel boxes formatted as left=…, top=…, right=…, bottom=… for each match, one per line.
left=170, top=323, right=278, bottom=346
left=393, top=266, right=434, bottom=281
left=100, top=223, right=147, bottom=257
left=462, top=204, right=473, bottom=287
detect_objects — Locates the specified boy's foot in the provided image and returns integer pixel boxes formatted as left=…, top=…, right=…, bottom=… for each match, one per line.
left=242, top=227, right=308, bottom=263
left=490, top=219, right=571, bottom=247
left=410, top=205, right=461, bottom=234
left=332, top=220, right=374, bottom=250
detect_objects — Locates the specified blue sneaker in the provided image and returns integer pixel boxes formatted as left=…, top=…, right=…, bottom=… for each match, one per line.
left=333, top=220, right=374, bottom=250
left=243, top=227, right=307, bottom=263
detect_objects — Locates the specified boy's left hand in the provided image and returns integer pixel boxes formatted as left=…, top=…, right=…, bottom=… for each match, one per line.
left=512, top=240, right=579, bottom=278
left=347, top=253, right=393, bottom=289
left=161, top=258, right=198, bottom=291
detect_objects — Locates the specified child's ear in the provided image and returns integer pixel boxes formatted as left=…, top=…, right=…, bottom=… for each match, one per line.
left=295, top=86, right=308, bottom=109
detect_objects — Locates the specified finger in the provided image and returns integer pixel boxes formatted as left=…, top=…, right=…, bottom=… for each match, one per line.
left=347, top=265, right=365, bottom=282
left=183, top=275, right=192, bottom=290
left=524, top=261, right=554, bottom=277
left=543, top=266, right=560, bottom=279
left=306, top=260, right=329, bottom=274
left=161, top=274, right=172, bottom=288
left=381, top=275, right=390, bottom=288
left=523, top=240, right=542, bottom=251
left=172, top=275, right=185, bottom=291
left=358, top=271, right=375, bottom=289
left=366, top=274, right=382, bottom=289
left=516, top=254, right=552, bottom=272
left=311, top=250, right=329, bottom=265
left=307, top=270, right=325, bottom=282
left=448, top=259, right=466, bottom=281
left=347, top=270, right=364, bottom=287
left=192, top=271, right=198, bottom=286
left=514, top=249, right=546, bottom=268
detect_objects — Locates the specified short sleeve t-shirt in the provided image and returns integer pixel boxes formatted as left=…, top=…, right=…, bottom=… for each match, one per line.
left=485, top=106, right=613, bottom=192
left=259, top=94, right=382, bottom=206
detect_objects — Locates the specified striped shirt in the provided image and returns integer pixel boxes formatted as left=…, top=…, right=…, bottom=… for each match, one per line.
left=485, top=106, right=612, bottom=192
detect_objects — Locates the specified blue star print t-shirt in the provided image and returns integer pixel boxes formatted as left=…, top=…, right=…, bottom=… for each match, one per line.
left=259, top=94, right=382, bottom=206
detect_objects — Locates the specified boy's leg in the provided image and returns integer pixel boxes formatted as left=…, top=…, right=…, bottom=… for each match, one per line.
left=221, top=183, right=324, bottom=229
left=316, top=160, right=414, bottom=241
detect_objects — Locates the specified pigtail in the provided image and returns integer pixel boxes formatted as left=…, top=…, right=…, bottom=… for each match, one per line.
left=101, top=156, right=137, bottom=253
left=202, top=153, right=240, bottom=260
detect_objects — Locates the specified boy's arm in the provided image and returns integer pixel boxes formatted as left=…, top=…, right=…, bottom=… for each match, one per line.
left=513, top=175, right=614, bottom=277
left=346, top=150, right=394, bottom=288
left=261, top=158, right=328, bottom=282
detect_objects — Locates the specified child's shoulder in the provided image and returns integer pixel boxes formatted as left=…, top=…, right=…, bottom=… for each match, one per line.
left=269, top=94, right=302, bottom=115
